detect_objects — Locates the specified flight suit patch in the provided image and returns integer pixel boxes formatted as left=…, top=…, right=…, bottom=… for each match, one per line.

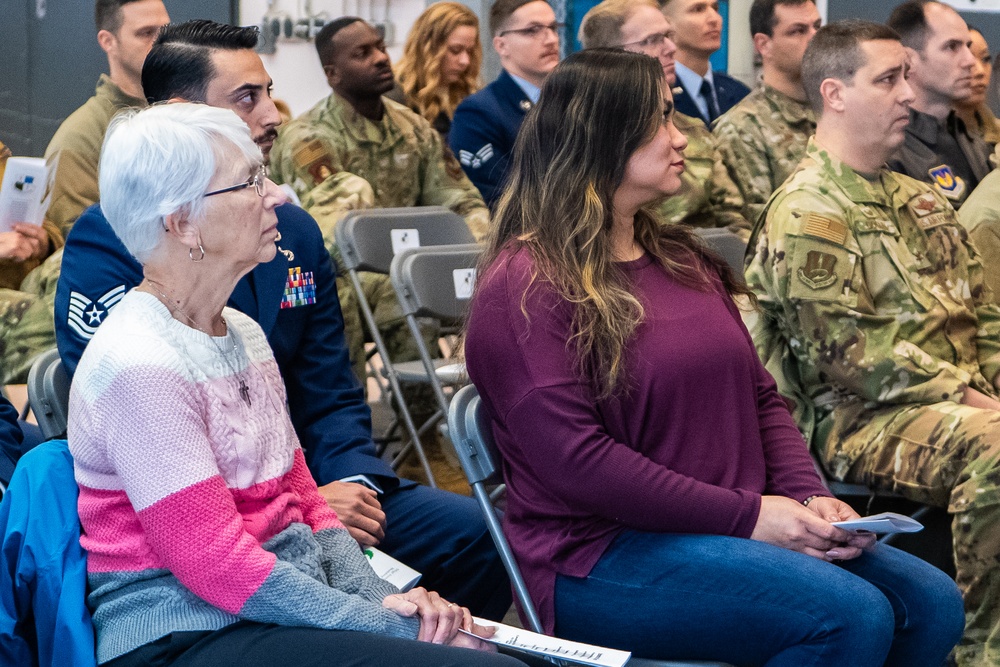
left=928, top=165, right=966, bottom=201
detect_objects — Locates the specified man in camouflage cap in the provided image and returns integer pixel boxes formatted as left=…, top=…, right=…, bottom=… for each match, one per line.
left=745, top=20, right=1000, bottom=665
left=577, top=0, right=750, bottom=237
left=270, top=17, right=489, bottom=491
left=713, top=0, right=820, bottom=225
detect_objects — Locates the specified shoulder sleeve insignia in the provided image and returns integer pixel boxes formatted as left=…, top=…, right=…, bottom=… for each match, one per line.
left=442, top=145, right=464, bottom=181
left=796, top=250, right=839, bottom=290
left=293, top=139, right=337, bottom=186
left=458, top=144, right=494, bottom=169
left=802, top=213, right=848, bottom=245
left=67, top=285, right=126, bottom=339
left=928, top=164, right=966, bottom=201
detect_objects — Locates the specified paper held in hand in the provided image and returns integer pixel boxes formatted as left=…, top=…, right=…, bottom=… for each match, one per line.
left=832, top=512, right=924, bottom=534
left=461, top=618, right=631, bottom=667
left=0, top=155, right=58, bottom=232
left=364, top=547, right=421, bottom=592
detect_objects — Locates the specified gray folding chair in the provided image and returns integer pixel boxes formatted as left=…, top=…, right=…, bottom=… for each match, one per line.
left=390, top=244, right=480, bottom=435
left=693, top=227, right=747, bottom=276
left=26, top=348, right=70, bottom=440
left=335, top=207, right=477, bottom=486
left=448, top=384, right=733, bottom=667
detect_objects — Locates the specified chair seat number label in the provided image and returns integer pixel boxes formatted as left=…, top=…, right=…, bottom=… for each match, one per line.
left=453, top=268, right=476, bottom=299
left=391, top=228, right=421, bottom=254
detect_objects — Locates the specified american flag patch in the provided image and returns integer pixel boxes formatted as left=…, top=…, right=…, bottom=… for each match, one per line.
left=802, top=213, right=847, bottom=245
left=281, top=267, right=316, bottom=309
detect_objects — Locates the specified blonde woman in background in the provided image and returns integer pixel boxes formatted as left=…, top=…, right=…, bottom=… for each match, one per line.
left=956, top=27, right=1000, bottom=146
left=396, top=2, right=482, bottom=139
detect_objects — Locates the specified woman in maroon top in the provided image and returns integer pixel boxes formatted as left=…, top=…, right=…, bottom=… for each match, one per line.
left=464, top=49, right=963, bottom=666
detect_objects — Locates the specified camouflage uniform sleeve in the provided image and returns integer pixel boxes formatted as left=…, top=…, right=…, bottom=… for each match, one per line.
left=704, top=137, right=752, bottom=240
left=752, top=191, right=971, bottom=406
left=958, top=171, right=1000, bottom=303
left=270, top=122, right=375, bottom=265
left=964, top=233, right=1000, bottom=384
left=415, top=124, right=489, bottom=241
left=715, top=114, right=774, bottom=227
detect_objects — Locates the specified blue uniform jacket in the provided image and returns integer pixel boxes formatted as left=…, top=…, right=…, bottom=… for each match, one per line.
left=55, top=203, right=400, bottom=490
left=674, top=70, right=750, bottom=126
left=449, top=70, right=530, bottom=207
left=0, top=439, right=96, bottom=667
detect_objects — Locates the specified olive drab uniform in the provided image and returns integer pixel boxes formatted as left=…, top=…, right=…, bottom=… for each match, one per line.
left=654, top=112, right=751, bottom=238
left=745, top=138, right=1000, bottom=666
left=713, top=83, right=816, bottom=226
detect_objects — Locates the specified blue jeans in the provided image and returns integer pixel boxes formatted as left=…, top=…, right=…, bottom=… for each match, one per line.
left=555, top=531, right=964, bottom=667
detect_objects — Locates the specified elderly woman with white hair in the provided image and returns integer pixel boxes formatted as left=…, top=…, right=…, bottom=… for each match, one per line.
left=68, top=103, right=518, bottom=667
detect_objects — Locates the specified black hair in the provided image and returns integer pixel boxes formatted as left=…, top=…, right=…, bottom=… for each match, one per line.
left=887, top=0, right=939, bottom=51
left=95, top=0, right=144, bottom=34
left=141, top=20, right=259, bottom=104
left=749, top=0, right=814, bottom=38
left=315, top=17, right=366, bottom=68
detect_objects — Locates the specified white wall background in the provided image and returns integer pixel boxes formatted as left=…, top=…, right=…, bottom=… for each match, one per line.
left=240, top=0, right=429, bottom=117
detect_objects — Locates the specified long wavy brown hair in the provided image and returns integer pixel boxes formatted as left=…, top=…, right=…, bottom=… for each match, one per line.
left=396, top=3, right=482, bottom=125
left=481, top=49, right=755, bottom=399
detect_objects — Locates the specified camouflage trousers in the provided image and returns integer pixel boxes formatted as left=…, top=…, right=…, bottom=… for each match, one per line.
left=0, top=250, right=61, bottom=384
left=336, top=271, right=440, bottom=423
left=822, top=400, right=1000, bottom=667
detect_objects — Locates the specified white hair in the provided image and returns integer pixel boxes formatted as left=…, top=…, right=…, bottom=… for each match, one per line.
left=98, top=103, right=262, bottom=263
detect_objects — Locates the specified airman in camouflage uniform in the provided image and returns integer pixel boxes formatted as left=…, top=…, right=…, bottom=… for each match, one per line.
left=747, top=138, right=1000, bottom=667
left=958, top=143, right=1000, bottom=300
left=713, top=83, right=816, bottom=225
left=655, top=112, right=751, bottom=238
left=746, top=20, right=1000, bottom=663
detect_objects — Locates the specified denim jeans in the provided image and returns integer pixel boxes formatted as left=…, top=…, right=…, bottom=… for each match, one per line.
left=555, top=530, right=964, bottom=667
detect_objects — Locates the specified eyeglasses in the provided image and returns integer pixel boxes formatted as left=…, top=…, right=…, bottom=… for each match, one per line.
left=618, top=31, right=676, bottom=51
left=203, top=164, right=267, bottom=198
left=499, top=21, right=564, bottom=38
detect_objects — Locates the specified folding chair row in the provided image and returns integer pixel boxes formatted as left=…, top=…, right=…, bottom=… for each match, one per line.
left=335, top=207, right=478, bottom=487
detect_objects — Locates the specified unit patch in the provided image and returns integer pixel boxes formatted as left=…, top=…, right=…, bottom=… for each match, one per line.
left=928, top=165, right=966, bottom=201
left=797, top=250, right=839, bottom=290
left=281, top=267, right=316, bottom=309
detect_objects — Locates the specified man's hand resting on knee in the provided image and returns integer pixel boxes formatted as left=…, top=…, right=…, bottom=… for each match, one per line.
left=317, top=481, right=386, bottom=546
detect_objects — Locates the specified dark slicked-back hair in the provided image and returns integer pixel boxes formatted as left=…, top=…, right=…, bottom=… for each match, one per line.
left=95, top=0, right=144, bottom=34
left=490, top=0, right=541, bottom=36
left=801, top=19, right=901, bottom=114
left=141, top=20, right=259, bottom=104
left=749, top=0, right=814, bottom=37
left=315, top=17, right=366, bottom=68
left=887, top=0, right=941, bottom=51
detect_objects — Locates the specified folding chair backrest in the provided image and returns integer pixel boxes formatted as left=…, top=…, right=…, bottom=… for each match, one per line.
left=335, top=207, right=476, bottom=274
left=693, top=227, right=748, bottom=276
left=26, top=349, right=70, bottom=440
left=390, top=244, right=482, bottom=324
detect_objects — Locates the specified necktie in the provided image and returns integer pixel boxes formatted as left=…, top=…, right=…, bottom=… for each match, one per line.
left=700, top=78, right=720, bottom=123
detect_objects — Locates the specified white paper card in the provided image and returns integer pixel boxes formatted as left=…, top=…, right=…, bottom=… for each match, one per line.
left=833, top=512, right=924, bottom=534
left=0, top=156, right=56, bottom=232
left=364, top=547, right=421, bottom=591
left=391, top=228, right=420, bottom=255
left=453, top=268, right=476, bottom=299
left=462, top=618, right=631, bottom=667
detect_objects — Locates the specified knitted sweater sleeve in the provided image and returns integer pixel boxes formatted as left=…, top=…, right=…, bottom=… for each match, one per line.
left=77, top=353, right=418, bottom=640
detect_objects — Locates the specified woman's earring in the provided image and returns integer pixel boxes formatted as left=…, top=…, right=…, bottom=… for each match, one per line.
left=189, top=243, right=205, bottom=262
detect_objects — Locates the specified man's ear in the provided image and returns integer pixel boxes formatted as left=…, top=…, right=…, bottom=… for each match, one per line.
left=97, top=29, right=117, bottom=56
left=493, top=34, right=508, bottom=59
left=752, top=32, right=770, bottom=59
left=323, top=64, right=340, bottom=89
left=820, top=77, right=846, bottom=114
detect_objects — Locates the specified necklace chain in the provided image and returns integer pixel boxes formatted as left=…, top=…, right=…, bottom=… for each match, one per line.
left=142, top=279, right=251, bottom=407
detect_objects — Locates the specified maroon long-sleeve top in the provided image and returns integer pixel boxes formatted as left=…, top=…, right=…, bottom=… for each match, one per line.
left=464, top=246, right=830, bottom=633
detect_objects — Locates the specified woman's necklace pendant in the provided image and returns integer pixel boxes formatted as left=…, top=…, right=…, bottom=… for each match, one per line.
left=239, top=379, right=252, bottom=407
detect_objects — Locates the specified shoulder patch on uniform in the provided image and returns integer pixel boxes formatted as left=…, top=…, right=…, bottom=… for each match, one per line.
left=442, top=145, right=464, bottom=181
left=928, top=164, right=966, bottom=201
left=459, top=144, right=494, bottom=169
left=293, top=139, right=336, bottom=186
left=802, top=213, right=847, bottom=245
left=796, top=250, right=839, bottom=290
left=67, top=285, right=125, bottom=339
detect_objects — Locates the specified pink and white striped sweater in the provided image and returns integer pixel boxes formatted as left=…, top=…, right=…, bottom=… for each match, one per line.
left=69, top=291, right=418, bottom=664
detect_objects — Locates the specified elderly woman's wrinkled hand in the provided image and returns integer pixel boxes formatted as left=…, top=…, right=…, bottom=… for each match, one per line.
left=382, top=587, right=495, bottom=650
